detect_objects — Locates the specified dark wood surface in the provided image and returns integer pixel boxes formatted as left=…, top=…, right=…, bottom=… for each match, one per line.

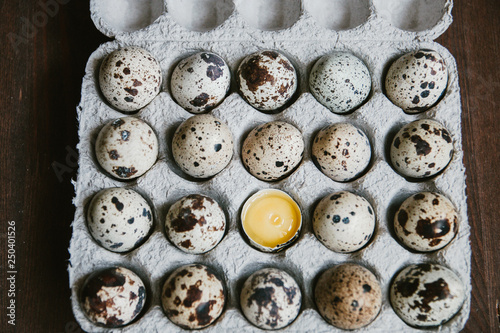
left=0, top=1, right=498, bottom=332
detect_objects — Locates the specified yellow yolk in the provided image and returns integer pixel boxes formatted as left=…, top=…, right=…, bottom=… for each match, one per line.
left=242, top=190, right=301, bottom=248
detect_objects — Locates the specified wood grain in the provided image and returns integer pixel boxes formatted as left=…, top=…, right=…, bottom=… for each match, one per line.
left=0, top=1, right=107, bottom=332
left=437, top=1, right=500, bottom=332
left=0, top=1, right=498, bottom=332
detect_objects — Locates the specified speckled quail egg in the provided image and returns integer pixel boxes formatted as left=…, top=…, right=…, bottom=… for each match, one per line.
left=390, top=263, right=465, bottom=327
left=312, top=123, right=371, bottom=182
left=162, top=264, right=225, bottom=329
left=172, top=114, right=234, bottom=178
left=81, top=267, right=146, bottom=328
left=394, top=192, right=459, bottom=252
left=171, top=52, right=231, bottom=114
left=310, top=52, right=371, bottom=114
left=87, top=188, right=153, bottom=252
left=99, top=47, right=162, bottom=112
left=315, top=264, right=382, bottom=330
left=242, top=121, right=304, bottom=181
left=385, top=49, right=448, bottom=113
left=165, top=194, right=226, bottom=254
left=237, top=50, right=298, bottom=112
left=390, top=119, right=454, bottom=179
left=240, top=268, right=302, bottom=330
left=95, top=117, right=158, bottom=180
left=313, top=191, right=375, bottom=253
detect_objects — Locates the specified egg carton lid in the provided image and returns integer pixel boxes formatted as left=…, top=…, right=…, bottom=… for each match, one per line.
left=90, top=0, right=453, bottom=42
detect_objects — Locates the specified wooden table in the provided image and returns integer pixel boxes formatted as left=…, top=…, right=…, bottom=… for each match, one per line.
left=0, top=1, right=498, bottom=332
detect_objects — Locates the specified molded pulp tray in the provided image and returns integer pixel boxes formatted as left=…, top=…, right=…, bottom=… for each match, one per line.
left=69, top=1, right=470, bottom=332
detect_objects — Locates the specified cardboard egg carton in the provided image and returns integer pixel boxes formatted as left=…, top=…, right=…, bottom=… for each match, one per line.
left=89, top=0, right=453, bottom=41
left=70, top=1, right=470, bottom=332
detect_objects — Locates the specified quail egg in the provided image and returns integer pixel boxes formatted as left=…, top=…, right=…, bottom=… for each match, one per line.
left=95, top=117, right=158, bottom=180
left=171, top=52, right=231, bottom=114
left=241, top=189, right=302, bottom=253
left=242, top=121, right=304, bottom=181
left=395, top=192, right=459, bottom=252
left=165, top=194, right=226, bottom=254
left=87, top=187, right=153, bottom=252
left=315, top=264, right=382, bottom=329
left=390, top=263, right=465, bottom=327
left=312, top=123, right=372, bottom=182
left=385, top=49, right=448, bottom=113
left=240, top=268, right=302, bottom=330
left=237, top=50, right=298, bottom=112
left=172, top=114, right=234, bottom=178
left=162, top=264, right=225, bottom=329
left=99, top=47, right=162, bottom=112
left=390, top=119, right=454, bottom=179
left=81, top=267, right=146, bottom=328
left=310, top=52, right=371, bottom=114
left=313, top=191, right=375, bottom=253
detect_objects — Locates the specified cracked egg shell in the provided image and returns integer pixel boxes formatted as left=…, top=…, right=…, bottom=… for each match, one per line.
left=315, top=264, right=382, bottom=330
left=312, top=123, right=371, bottom=182
left=313, top=191, right=375, bottom=253
left=237, top=50, right=298, bottom=112
left=385, top=49, right=448, bottom=113
left=390, top=263, right=465, bottom=327
left=241, top=189, right=302, bottom=253
left=161, top=264, right=225, bottom=329
left=390, top=119, right=454, bottom=179
left=165, top=194, right=226, bottom=254
left=242, top=121, right=304, bottom=181
left=80, top=267, right=146, bottom=328
left=310, top=52, right=372, bottom=114
left=95, top=117, right=159, bottom=180
left=171, top=52, right=231, bottom=114
left=99, top=47, right=162, bottom=112
left=395, top=192, right=459, bottom=252
left=240, top=268, right=302, bottom=330
left=172, top=114, right=234, bottom=178
left=87, top=188, right=153, bottom=253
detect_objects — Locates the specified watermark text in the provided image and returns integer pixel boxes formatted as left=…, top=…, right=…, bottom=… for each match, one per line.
left=8, top=0, right=72, bottom=53
left=6, top=221, right=16, bottom=326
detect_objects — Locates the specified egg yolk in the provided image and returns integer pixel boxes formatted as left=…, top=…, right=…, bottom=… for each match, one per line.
left=242, top=190, right=301, bottom=248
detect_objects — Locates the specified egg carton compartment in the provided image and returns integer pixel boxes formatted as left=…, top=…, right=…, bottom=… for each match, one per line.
left=70, top=38, right=469, bottom=332
left=90, top=0, right=453, bottom=42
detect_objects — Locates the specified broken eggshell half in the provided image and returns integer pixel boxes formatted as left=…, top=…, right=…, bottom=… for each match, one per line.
left=241, top=189, right=302, bottom=253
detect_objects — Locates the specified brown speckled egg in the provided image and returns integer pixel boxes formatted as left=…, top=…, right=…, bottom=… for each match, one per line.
left=242, top=121, right=304, bottom=181
left=390, top=263, right=465, bottom=327
left=80, top=267, right=146, bottom=328
left=312, top=123, right=371, bottom=182
left=172, top=115, right=234, bottom=178
left=165, top=194, right=226, bottom=254
left=171, top=52, right=231, bottom=114
left=390, top=119, right=454, bottom=179
left=240, top=268, right=302, bottom=330
left=237, top=50, right=297, bottom=112
left=99, top=47, right=162, bottom=112
left=313, top=191, right=375, bottom=253
left=394, top=192, right=459, bottom=252
left=161, top=264, right=225, bottom=329
left=95, top=117, right=158, bottom=180
left=87, top=187, right=153, bottom=252
left=310, top=52, right=372, bottom=114
left=315, top=264, right=382, bottom=330
left=385, top=49, right=448, bottom=113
